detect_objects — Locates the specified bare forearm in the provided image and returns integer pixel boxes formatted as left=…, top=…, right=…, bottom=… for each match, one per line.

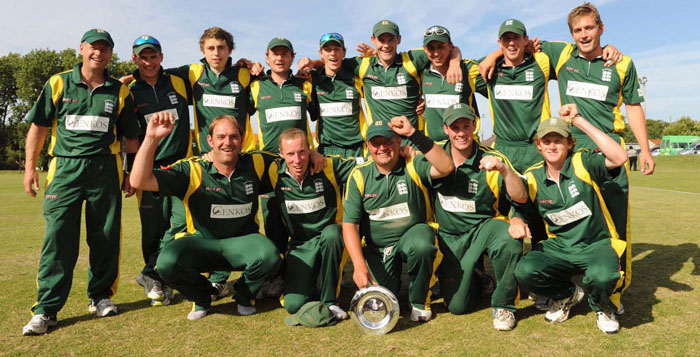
left=130, top=136, right=160, bottom=191
left=627, top=104, right=650, bottom=153
left=24, top=124, right=48, bottom=170
left=572, top=115, right=627, bottom=167
left=501, top=167, right=527, bottom=204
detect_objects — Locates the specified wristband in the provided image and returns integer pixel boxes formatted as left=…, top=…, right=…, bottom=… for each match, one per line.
left=126, top=153, right=136, bottom=173
left=408, top=130, right=434, bottom=153
left=566, top=113, right=582, bottom=125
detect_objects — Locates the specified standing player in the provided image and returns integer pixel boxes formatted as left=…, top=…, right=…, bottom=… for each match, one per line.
left=271, top=128, right=355, bottom=320
left=342, top=117, right=454, bottom=322
left=421, top=26, right=481, bottom=142
left=128, top=35, right=192, bottom=306
left=130, top=114, right=281, bottom=320
left=538, top=3, right=654, bottom=309
left=428, top=103, right=527, bottom=331
left=22, top=29, right=140, bottom=335
left=514, top=104, right=629, bottom=334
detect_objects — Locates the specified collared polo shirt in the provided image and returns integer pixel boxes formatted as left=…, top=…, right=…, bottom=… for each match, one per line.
left=311, top=67, right=365, bottom=148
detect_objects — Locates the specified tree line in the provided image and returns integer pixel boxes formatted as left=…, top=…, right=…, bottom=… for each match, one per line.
left=0, top=49, right=136, bottom=170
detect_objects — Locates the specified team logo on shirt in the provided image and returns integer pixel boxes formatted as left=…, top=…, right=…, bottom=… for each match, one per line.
left=371, top=85, right=407, bottom=100
left=167, top=92, right=178, bottom=105
left=438, top=193, right=476, bottom=213
left=601, top=69, right=612, bottom=82
left=144, top=108, right=179, bottom=124
left=425, top=94, right=460, bottom=108
left=294, top=92, right=303, bottom=103
left=244, top=181, right=254, bottom=195
left=231, top=83, right=241, bottom=94
left=546, top=201, right=592, bottom=226
left=568, top=182, right=580, bottom=198
left=494, top=85, right=533, bottom=100
left=396, top=73, right=407, bottom=85
left=203, top=94, right=236, bottom=108
left=265, top=106, right=302, bottom=122
left=397, top=180, right=408, bottom=195
left=210, top=203, right=253, bottom=219
left=320, top=102, right=353, bottom=117
left=345, top=88, right=354, bottom=99
left=367, top=202, right=411, bottom=221
left=314, top=179, right=325, bottom=193
left=65, top=115, right=110, bottom=132
left=454, top=82, right=463, bottom=92
left=285, top=196, right=326, bottom=214
left=566, top=80, right=608, bottom=101
left=103, top=99, right=115, bottom=114
left=525, top=69, right=535, bottom=82
left=468, top=179, right=478, bottom=194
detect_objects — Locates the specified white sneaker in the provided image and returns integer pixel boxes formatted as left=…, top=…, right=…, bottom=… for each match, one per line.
left=545, top=284, right=585, bottom=323
left=89, top=298, right=118, bottom=317
left=136, top=274, right=164, bottom=300
left=596, top=311, right=620, bottom=334
left=410, top=307, right=432, bottom=322
left=22, top=314, right=57, bottom=336
left=237, top=304, right=257, bottom=316
left=492, top=308, right=516, bottom=331
left=152, top=285, right=175, bottom=307
left=329, top=304, right=348, bottom=320
left=187, top=304, right=208, bottom=321
left=257, top=276, right=284, bottom=299
left=211, top=282, right=232, bottom=301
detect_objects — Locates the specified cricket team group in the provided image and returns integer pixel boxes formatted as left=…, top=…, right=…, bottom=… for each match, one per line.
left=21, top=2, right=655, bottom=336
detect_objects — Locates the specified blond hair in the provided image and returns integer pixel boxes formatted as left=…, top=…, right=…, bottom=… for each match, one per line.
left=567, top=2, right=603, bottom=33
left=199, top=27, right=234, bottom=52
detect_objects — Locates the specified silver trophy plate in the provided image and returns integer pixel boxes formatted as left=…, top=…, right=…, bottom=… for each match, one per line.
left=350, top=285, right=400, bottom=335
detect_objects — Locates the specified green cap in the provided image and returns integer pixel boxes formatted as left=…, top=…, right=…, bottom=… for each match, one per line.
left=423, top=25, right=451, bottom=46
left=498, top=19, right=527, bottom=38
left=284, top=301, right=337, bottom=327
left=81, top=29, right=114, bottom=48
left=267, top=37, right=294, bottom=52
left=132, top=35, right=161, bottom=55
left=372, top=20, right=400, bottom=37
left=319, top=32, right=345, bottom=48
left=536, top=117, right=571, bottom=139
left=443, top=103, right=476, bottom=125
left=366, top=120, right=397, bottom=140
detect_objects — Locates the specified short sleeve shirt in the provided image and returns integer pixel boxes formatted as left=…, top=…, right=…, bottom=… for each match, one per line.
left=311, top=67, right=365, bottom=148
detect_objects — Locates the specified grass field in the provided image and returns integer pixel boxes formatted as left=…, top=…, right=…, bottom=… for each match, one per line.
left=1, top=156, right=699, bottom=356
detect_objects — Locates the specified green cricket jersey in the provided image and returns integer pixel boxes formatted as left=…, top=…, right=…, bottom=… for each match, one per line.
left=129, top=69, right=192, bottom=165
left=152, top=153, right=276, bottom=239
left=270, top=155, right=355, bottom=242
left=422, top=60, right=481, bottom=141
left=428, top=142, right=514, bottom=235
left=249, top=70, right=319, bottom=153
left=471, top=52, right=553, bottom=142
left=168, top=58, right=255, bottom=153
left=541, top=41, right=644, bottom=135
left=310, top=67, right=366, bottom=148
left=27, top=64, right=140, bottom=157
left=520, top=150, right=622, bottom=247
left=344, top=50, right=430, bottom=129
left=342, top=156, right=434, bottom=248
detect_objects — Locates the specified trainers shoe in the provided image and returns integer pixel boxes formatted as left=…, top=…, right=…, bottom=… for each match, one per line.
left=211, top=282, right=232, bottom=301
left=533, top=294, right=553, bottom=311
left=410, top=307, right=432, bottom=322
left=22, top=314, right=57, bottom=336
left=596, top=311, right=620, bottom=334
left=151, top=285, right=175, bottom=307
left=544, top=284, right=585, bottom=323
left=237, top=304, right=257, bottom=316
left=187, top=304, right=208, bottom=321
left=136, top=274, right=164, bottom=300
left=329, top=304, right=348, bottom=320
left=492, top=308, right=516, bottom=331
left=89, top=298, right=118, bottom=317
left=257, top=276, right=284, bottom=299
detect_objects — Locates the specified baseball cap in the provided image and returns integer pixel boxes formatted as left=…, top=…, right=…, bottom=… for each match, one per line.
left=443, top=103, right=476, bottom=126
left=498, top=19, right=527, bottom=38
left=372, top=20, right=400, bottom=37
left=536, top=117, right=571, bottom=139
left=267, top=37, right=294, bottom=52
left=423, top=25, right=451, bottom=46
left=81, top=29, right=114, bottom=48
left=319, top=32, right=345, bottom=48
left=133, top=35, right=161, bottom=55
left=284, top=301, right=338, bottom=327
left=366, top=120, right=397, bottom=140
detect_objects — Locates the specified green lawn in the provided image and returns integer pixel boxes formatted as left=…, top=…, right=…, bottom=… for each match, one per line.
left=1, top=156, right=699, bottom=355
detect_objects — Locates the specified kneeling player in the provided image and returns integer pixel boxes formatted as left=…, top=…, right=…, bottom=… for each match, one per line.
left=513, top=104, right=628, bottom=334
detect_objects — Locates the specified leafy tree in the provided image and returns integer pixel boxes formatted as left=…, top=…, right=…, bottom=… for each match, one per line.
left=662, top=116, right=700, bottom=136
left=0, top=53, right=20, bottom=166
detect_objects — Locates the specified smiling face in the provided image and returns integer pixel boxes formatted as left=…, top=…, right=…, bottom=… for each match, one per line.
left=498, top=32, right=528, bottom=66
left=319, top=43, right=346, bottom=73
left=371, top=33, right=401, bottom=65
left=368, top=135, right=400, bottom=168
left=571, top=14, right=604, bottom=59
left=80, top=40, right=112, bottom=72
left=266, top=46, right=294, bottom=76
left=207, top=119, right=241, bottom=166
left=536, top=133, right=574, bottom=166
left=444, top=118, right=475, bottom=153
left=132, top=48, right=162, bottom=81
left=201, top=38, right=232, bottom=73
left=424, top=40, right=453, bottom=69
left=279, top=135, right=310, bottom=181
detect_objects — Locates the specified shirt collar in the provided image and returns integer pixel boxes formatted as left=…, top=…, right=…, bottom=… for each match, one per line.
left=132, top=66, right=165, bottom=84
left=497, top=52, right=533, bottom=69
left=373, top=157, right=406, bottom=179
left=70, top=63, right=114, bottom=86
left=444, top=140, right=479, bottom=168
left=207, top=157, right=242, bottom=178
left=544, top=155, right=573, bottom=184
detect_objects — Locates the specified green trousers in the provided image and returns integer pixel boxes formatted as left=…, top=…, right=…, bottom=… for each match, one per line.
left=33, top=156, right=122, bottom=316
left=317, top=143, right=364, bottom=160
left=364, top=223, right=439, bottom=311
left=137, top=191, right=173, bottom=282
left=282, top=224, right=346, bottom=313
left=514, top=238, right=623, bottom=313
left=156, top=231, right=281, bottom=309
left=493, top=138, right=542, bottom=174
left=438, top=219, right=522, bottom=313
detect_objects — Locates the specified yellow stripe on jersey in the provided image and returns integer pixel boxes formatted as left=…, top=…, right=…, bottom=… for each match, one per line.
left=533, top=52, right=552, bottom=122
left=485, top=169, right=502, bottom=215
left=252, top=153, right=265, bottom=180
left=570, top=152, right=619, bottom=241
left=189, top=64, right=205, bottom=150
left=269, top=161, right=279, bottom=189
left=45, top=157, right=58, bottom=190
left=47, top=75, right=65, bottom=156
left=406, top=157, right=434, bottom=224
left=613, top=56, right=633, bottom=132
left=554, top=42, right=574, bottom=78
left=322, top=158, right=343, bottom=223
left=183, top=160, right=204, bottom=234
left=345, top=165, right=366, bottom=200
